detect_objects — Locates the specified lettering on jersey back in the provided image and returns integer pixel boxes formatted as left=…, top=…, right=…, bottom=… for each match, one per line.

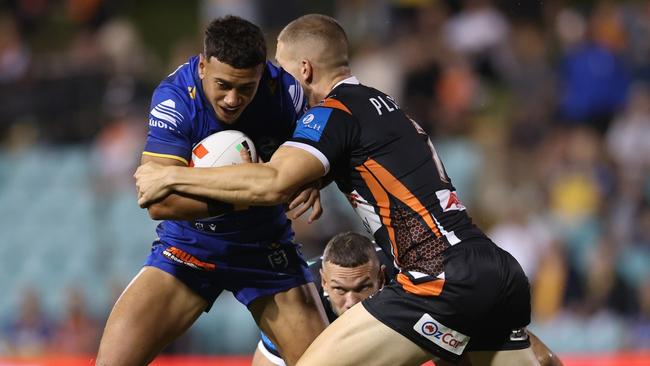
left=369, top=95, right=400, bottom=115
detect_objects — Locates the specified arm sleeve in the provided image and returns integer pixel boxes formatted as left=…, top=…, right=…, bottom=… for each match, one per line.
left=284, top=106, right=357, bottom=175
left=143, top=87, right=193, bottom=165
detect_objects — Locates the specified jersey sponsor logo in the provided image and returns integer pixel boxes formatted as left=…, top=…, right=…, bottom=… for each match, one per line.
left=294, top=107, right=332, bottom=142
left=302, top=113, right=315, bottom=125
left=187, top=86, right=196, bottom=99
left=162, top=246, right=216, bottom=271
left=149, top=118, right=175, bottom=131
left=414, top=313, right=469, bottom=355
left=150, top=99, right=183, bottom=128
left=436, top=189, right=465, bottom=212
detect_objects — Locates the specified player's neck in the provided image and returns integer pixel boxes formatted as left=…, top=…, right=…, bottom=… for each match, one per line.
left=312, top=68, right=352, bottom=105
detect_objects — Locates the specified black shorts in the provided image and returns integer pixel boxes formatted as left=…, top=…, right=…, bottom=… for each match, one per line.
left=362, top=239, right=531, bottom=363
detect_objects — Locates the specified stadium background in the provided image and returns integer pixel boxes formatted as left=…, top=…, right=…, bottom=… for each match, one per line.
left=0, top=0, right=648, bottom=364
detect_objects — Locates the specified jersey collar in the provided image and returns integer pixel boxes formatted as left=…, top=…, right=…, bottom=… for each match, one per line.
left=332, top=76, right=360, bottom=90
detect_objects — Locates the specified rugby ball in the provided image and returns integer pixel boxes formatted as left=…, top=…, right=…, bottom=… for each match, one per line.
left=190, top=130, right=258, bottom=167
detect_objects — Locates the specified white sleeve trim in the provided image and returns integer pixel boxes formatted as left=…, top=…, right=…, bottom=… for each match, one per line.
left=282, top=141, right=330, bottom=175
left=257, top=340, right=287, bottom=366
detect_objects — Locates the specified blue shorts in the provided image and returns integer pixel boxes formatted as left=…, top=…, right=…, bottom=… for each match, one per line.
left=144, top=240, right=314, bottom=311
left=258, top=331, right=285, bottom=366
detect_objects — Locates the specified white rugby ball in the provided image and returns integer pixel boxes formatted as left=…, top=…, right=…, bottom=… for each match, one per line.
left=190, top=130, right=257, bottom=167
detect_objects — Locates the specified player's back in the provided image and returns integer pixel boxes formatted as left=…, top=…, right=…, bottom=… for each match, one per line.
left=292, top=77, right=487, bottom=281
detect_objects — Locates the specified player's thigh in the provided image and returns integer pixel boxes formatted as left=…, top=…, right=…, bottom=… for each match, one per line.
left=296, top=303, right=433, bottom=366
left=529, top=331, right=563, bottom=366
left=96, top=266, right=207, bottom=366
left=249, top=282, right=327, bottom=366
left=466, top=348, right=540, bottom=366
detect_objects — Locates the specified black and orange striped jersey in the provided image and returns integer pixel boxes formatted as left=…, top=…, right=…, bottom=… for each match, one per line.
left=285, top=76, right=488, bottom=295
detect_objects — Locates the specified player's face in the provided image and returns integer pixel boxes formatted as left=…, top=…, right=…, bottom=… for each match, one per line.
left=321, top=261, right=384, bottom=316
left=199, top=55, right=264, bottom=124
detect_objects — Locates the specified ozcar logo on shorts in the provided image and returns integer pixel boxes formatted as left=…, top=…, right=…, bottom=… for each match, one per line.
left=413, top=313, right=469, bottom=355
left=421, top=321, right=438, bottom=336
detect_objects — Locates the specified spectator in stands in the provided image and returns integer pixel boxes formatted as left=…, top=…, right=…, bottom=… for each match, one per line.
left=2, top=287, right=53, bottom=356
left=51, top=288, right=101, bottom=354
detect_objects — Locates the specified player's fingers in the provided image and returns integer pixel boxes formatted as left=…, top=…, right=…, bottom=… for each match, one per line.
left=290, top=201, right=311, bottom=219
left=292, top=188, right=319, bottom=220
left=288, top=190, right=309, bottom=210
left=240, top=146, right=252, bottom=163
left=137, top=194, right=147, bottom=208
left=308, top=194, right=323, bottom=223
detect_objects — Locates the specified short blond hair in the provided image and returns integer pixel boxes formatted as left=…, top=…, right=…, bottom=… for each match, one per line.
left=278, top=14, right=349, bottom=69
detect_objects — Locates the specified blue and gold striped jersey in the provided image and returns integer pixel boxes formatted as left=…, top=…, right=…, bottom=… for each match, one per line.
left=143, top=55, right=306, bottom=260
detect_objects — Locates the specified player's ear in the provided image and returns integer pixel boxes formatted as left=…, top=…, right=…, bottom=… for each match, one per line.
left=300, top=59, right=313, bottom=84
left=378, top=265, right=386, bottom=288
left=198, top=54, right=206, bottom=79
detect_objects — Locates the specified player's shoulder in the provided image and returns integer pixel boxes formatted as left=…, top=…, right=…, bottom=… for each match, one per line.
left=296, top=93, right=356, bottom=126
left=258, top=61, right=305, bottom=114
left=155, top=56, right=200, bottom=106
left=149, top=57, right=202, bottom=125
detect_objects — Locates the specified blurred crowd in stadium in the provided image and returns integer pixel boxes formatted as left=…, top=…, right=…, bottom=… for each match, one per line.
left=1, top=0, right=649, bottom=358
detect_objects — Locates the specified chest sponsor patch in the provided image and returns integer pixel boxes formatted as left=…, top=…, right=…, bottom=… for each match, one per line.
left=413, top=313, right=469, bottom=355
left=293, top=107, right=332, bottom=142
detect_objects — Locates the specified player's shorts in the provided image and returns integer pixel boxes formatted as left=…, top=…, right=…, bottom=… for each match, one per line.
left=362, top=238, right=531, bottom=363
left=144, top=240, right=313, bottom=311
left=257, top=332, right=286, bottom=366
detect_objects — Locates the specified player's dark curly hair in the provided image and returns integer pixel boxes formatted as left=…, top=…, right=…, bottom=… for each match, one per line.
left=323, top=232, right=379, bottom=268
left=204, top=15, right=266, bottom=69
